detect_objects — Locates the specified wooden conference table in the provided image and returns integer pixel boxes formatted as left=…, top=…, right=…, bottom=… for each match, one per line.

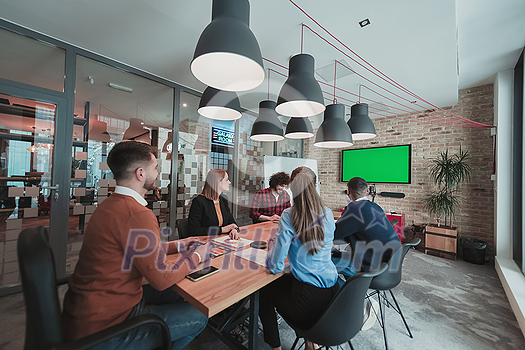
left=171, top=221, right=283, bottom=350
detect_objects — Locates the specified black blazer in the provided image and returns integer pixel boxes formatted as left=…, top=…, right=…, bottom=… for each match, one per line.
left=188, top=194, right=236, bottom=236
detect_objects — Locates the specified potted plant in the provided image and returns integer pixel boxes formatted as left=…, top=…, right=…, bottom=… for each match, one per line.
left=423, top=147, right=472, bottom=260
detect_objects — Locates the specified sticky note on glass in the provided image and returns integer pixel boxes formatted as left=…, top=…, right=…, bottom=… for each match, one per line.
left=99, top=162, right=109, bottom=170
left=24, top=207, right=38, bottom=218
left=25, top=187, right=40, bottom=197
left=76, top=151, right=87, bottom=160
left=98, top=179, right=108, bottom=187
left=74, top=188, right=86, bottom=196
left=75, top=170, right=86, bottom=179
left=73, top=205, right=84, bottom=215
left=98, top=188, right=108, bottom=196
left=8, top=187, right=24, bottom=197
left=153, top=202, right=161, bottom=209
left=85, top=214, right=92, bottom=223
left=108, top=179, right=116, bottom=187
left=6, top=219, right=22, bottom=230
left=160, top=201, right=168, bottom=208
left=161, top=188, right=169, bottom=194
left=98, top=196, right=107, bottom=203
left=153, top=209, right=160, bottom=216
left=85, top=205, right=97, bottom=214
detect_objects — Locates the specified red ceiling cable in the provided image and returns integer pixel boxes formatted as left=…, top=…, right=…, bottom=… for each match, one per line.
left=288, top=3, right=492, bottom=127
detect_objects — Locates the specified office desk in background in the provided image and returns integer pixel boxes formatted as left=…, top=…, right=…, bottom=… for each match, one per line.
left=171, top=221, right=283, bottom=350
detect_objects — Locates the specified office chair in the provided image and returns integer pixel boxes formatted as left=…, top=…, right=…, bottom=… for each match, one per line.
left=176, top=218, right=190, bottom=239
left=17, top=226, right=171, bottom=350
left=368, top=237, right=421, bottom=350
left=288, top=263, right=389, bottom=350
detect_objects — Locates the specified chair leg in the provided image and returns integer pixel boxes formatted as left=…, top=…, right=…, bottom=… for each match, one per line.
left=378, top=291, right=389, bottom=350
left=348, top=339, right=355, bottom=350
left=389, top=290, right=413, bottom=338
left=291, top=336, right=300, bottom=350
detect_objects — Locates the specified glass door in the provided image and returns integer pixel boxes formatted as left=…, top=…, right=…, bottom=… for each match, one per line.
left=0, top=87, right=68, bottom=294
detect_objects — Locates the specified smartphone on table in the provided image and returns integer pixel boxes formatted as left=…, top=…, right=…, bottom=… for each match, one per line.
left=186, top=266, right=219, bottom=282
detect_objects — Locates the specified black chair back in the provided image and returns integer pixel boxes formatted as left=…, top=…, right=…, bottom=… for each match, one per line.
left=294, top=263, right=388, bottom=347
left=177, top=218, right=189, bottom=239
left=17, top=226, right=64, bottom=350
left=369, top=238, right=421, bottom=291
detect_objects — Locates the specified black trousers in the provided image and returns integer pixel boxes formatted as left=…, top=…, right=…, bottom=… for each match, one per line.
left=259, top=273, right=339, bottom=348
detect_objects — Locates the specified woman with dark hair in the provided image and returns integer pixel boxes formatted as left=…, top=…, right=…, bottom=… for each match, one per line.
left=259, top=167, right=339, bottom=350
left=188, top=169, right=240, bottom=238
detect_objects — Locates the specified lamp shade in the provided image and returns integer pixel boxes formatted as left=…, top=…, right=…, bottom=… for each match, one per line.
left=314, top=104, right=353, bottom=148
left=191, top=0, right=264, bottom=91
left=285, top=117, right=314, bottom=139
left=348, top=103, right=376, bottom=140
left=276, top=53, right=325, bottom=117
left=250, top=100, right=284, bottom=141
left=123, top=118, right=151, bottom=144
left=88, top=120, right=111, bottom=142
left=198, top=86, right=243, bottom=120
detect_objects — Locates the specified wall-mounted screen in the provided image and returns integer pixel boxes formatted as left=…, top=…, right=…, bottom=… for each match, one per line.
left=211, top=127, right=235, bottom=147
left=341, top=145, right=411, bottom=184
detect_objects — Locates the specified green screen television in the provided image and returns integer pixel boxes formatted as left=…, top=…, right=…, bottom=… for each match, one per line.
left=341, top=145, right=411, bottom=184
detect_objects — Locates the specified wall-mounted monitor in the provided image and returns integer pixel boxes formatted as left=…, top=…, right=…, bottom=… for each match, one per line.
left=211, top=127, right=235, bottom=147
left=341, top=145, right=411, bottom=184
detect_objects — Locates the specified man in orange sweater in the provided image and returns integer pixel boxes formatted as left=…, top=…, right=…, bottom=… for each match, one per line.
left=62, top=141, right=211, bottom=349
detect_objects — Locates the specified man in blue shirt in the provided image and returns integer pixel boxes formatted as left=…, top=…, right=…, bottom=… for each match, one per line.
left=333, top=177, right=401, bottom=277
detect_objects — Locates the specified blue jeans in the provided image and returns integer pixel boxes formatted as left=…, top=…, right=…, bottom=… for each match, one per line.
left=93, top=285, right=208, bottom=350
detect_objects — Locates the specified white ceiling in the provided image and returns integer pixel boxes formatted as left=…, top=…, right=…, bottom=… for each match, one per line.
left=0, top=0, right=524, bottom=128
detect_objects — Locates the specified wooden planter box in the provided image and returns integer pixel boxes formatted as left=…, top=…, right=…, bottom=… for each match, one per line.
left=425, top=225, right=458, bottom=260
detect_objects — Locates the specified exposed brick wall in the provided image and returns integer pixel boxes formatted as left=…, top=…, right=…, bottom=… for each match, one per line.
left=304, top=84, right=495, bottom=257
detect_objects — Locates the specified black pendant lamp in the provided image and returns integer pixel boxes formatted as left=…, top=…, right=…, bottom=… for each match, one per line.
left=348, top=103, right=376, bottom=140
left=285, top=117, right=314, bottom=139
left=250, top=101, right=284, bottom=141
left=198, top=86, right=242, bottom=120
left=276, top=54, right=325, bottom=117
left=314, top=104, right=353, bottom=148
left=191, top=0, right=264, bottom=91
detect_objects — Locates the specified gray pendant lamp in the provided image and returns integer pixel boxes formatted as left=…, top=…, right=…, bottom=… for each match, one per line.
left=250, top=100, right=284, bottom=141
left=314, top=104, right=353, bottom=148
left=191, top=0, right=264, bottom=91
left=285, top=117, right=314, bottom=139
left=276, top=53, right=325, bottom=117
left=348, top=103, right=376, bottom=140
left=198, top=86, right=242, bottom=120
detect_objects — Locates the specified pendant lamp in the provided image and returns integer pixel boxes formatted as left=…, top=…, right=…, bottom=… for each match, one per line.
left=88, top=120, right=111, bottom=142
left=198, top=86, right=242, bottom=120
left=314, top=104, right=353, bottom=148
left=250, top=100, right=284, bottom=141
left=123, top=118, right=151, bottom=144
left=348, top=103, right=376, bottom=140
left=191, top=0, right=264, bottom=91
left=276, top=53, right=325, bottom=117
left=285, top=117, right=314, bottom=139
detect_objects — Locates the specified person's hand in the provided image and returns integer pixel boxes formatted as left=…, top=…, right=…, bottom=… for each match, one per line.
left=194, top=242, right=212, bottom=264
left=269, top=214, right=280, bottom=222
left=228, top=225, right=241, bottom=240
left=180, top=237, right=200, bottom=252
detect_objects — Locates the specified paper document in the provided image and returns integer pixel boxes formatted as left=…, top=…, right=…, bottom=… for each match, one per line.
left=234, top=248, right=268, bottom=267
left=213, top=235, right=252, bottom=248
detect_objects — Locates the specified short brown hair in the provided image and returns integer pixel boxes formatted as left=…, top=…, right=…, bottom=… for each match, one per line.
left=347, top=177, right=368, bottom=198
left=201, top=169, right=227, bottom=201
left=269, top=172, right=290, bottom=189
left=107, top=141, right=157, bottom=181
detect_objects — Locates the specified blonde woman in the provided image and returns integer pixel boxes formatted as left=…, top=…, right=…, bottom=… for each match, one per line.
left=188, top=169, right=240, bottom=238
left=260, top=167, right=339, bottom=350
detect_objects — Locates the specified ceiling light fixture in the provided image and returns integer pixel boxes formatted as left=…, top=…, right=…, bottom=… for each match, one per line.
left=250, top=100, right=284, bottom=142
left=285, top=117, right=314, bottom=139
left=348, top=103, right=376, bottom=140
left=108, top=83, right=132, bottom=93
left=359, top=18, right=371, bottom=28
left=198, top=86, right=242, bottom=120
left=314, top=105, right=353, bottom=148
left=191, top=0, right=264, bottom=91
left=276, top=53, right=325, bottom=117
